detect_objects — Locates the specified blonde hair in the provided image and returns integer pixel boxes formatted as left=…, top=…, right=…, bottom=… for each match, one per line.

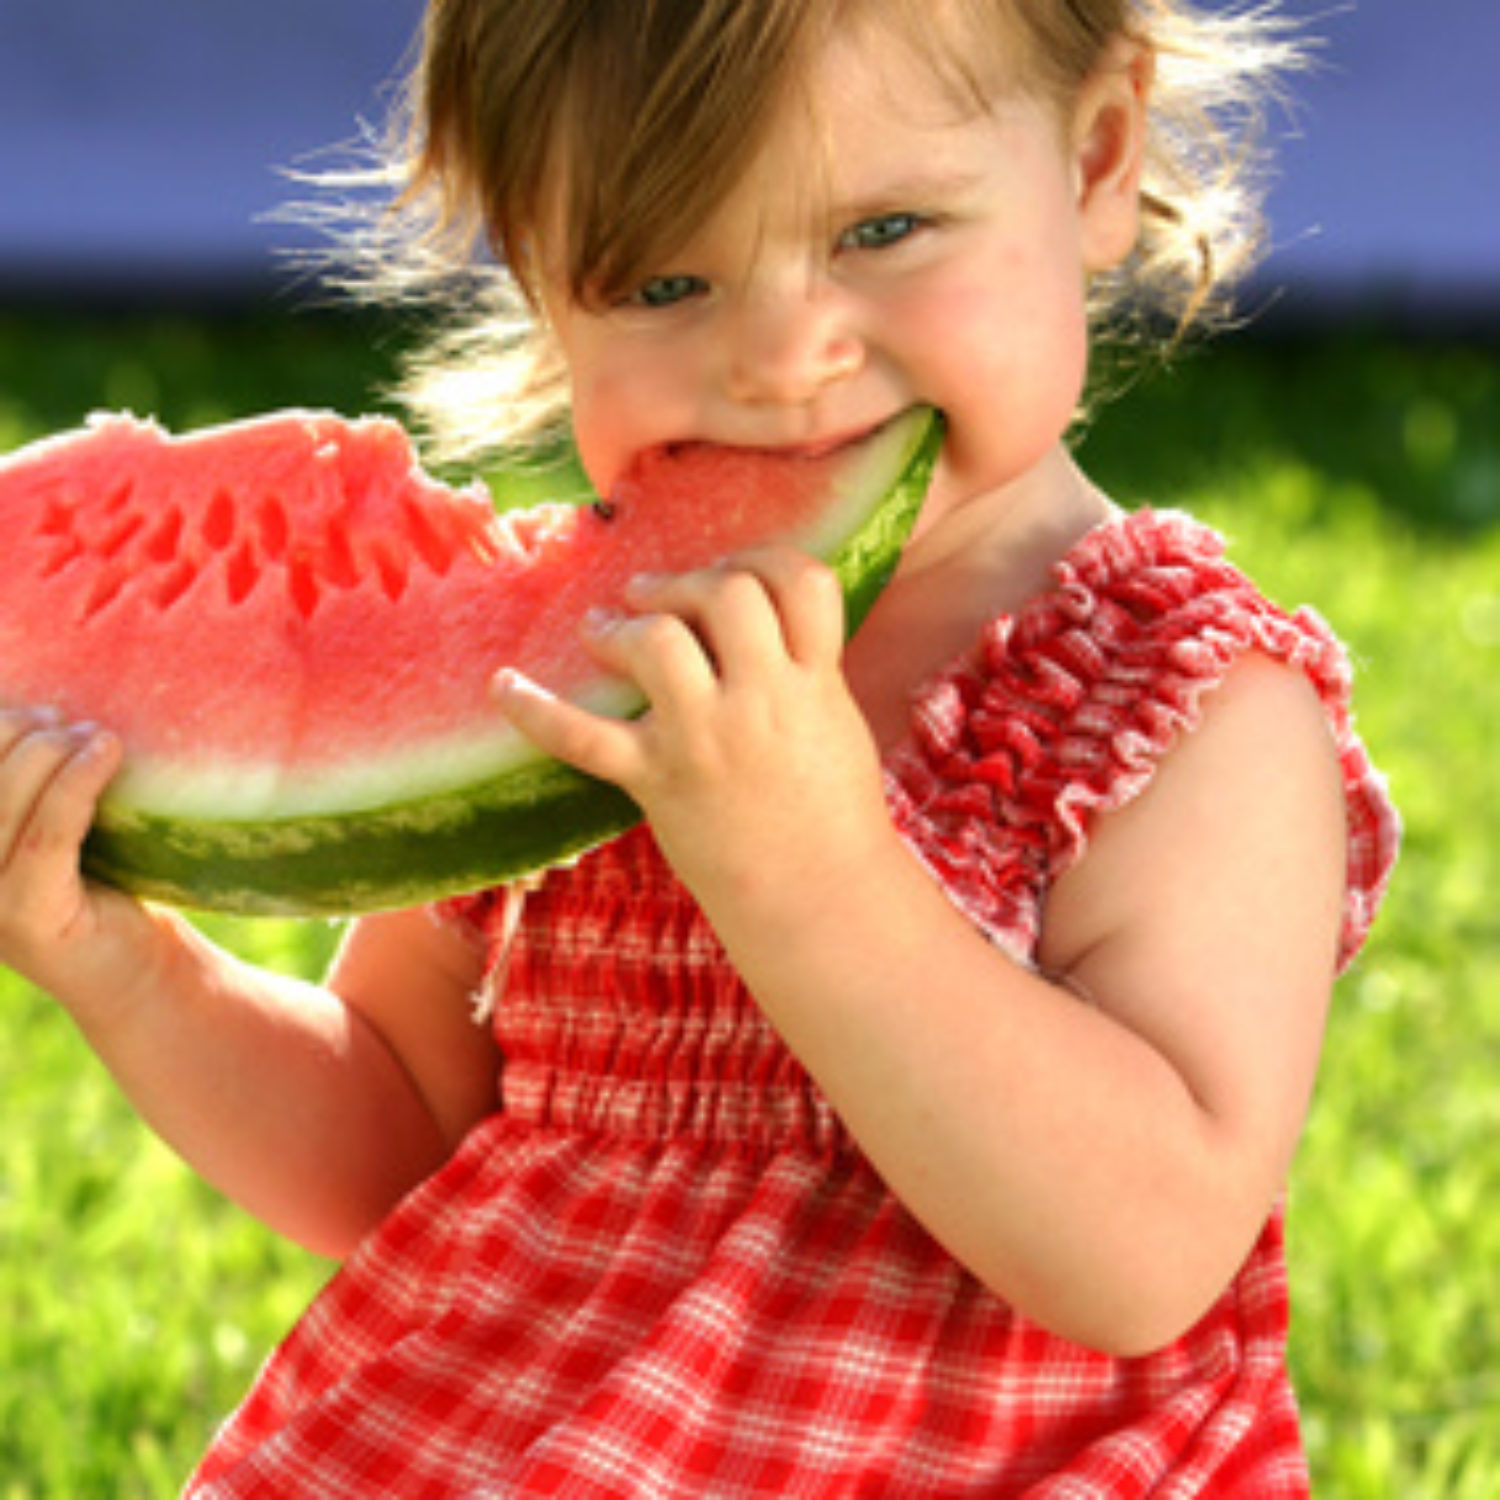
left=328, top=0, right=1304, bottom=463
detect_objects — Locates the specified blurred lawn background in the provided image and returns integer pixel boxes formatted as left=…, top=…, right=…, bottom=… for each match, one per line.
left=0, top=305, right=1496, bottom=1496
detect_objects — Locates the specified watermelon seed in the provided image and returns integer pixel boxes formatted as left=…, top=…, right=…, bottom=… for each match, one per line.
left=289, top=557, right=321, bottom=620
left=36, top=494, right=79, bottom=538
left=98, top=513, right=146, bottom=561
left=101, top=478, right=135, bottom=516
left=40, top=538, right=85, bottom=578
left=202, top=489, right=237, bottom=551
left=402, top=498, right=458, bottom=577
left=81, top=563, right=129, bottom=619
left=145, top=508, right=184, bottom=564
left=592, top=500, right=618, bottom=522
left=225, top=543, right=260, bottom=606
left=320, top=522, right=360, bottom=589
left=153, top=559, right=198, bottom=612
left=371, top=540, right=408, bottom=602
left=257, top=496, right=290, bottom=560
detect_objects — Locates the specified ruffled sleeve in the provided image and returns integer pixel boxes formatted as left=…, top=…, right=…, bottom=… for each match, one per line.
left=886, top=508, right=1400, bottom=973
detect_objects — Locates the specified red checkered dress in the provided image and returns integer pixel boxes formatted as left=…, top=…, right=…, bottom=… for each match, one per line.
left=188, top=509, right=1398, bottom=1496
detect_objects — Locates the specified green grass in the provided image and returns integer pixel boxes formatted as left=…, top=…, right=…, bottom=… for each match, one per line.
left=1, top=305, right=1497, bottom=1494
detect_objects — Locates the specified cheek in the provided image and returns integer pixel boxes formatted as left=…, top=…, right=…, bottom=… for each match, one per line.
left=565, top=371, right=628, bottom=491
left=912, top=264, right=1091, bottom=485
left=568, top=359, right=662, bottom=490
left=567, top=341, right=706, bottom=492
left=913, top=266, right=1089, bottom=414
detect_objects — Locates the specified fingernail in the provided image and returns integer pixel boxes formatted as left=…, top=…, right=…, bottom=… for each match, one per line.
left=493, top=667, right=545, bottom=697
left=493, top=670, right=555, bottom=715
left=626, top=571, right=661, bottom=593
left=582, top=606, right=619, bottom=635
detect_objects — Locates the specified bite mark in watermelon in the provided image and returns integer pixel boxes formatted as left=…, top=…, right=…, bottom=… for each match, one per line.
left=0, top=407, right=941, bottom=916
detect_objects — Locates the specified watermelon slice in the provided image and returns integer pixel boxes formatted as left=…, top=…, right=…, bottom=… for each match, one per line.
left=0, top=407, right=940, bottom=916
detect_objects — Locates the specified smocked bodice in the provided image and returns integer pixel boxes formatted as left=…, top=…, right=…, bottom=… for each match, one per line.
left=494, top=827, right=848, bottom=1151
left=455, top=507, right=1397, bottom=1156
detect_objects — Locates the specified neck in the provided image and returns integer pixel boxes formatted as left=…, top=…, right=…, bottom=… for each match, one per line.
left=901, top=443, right=1114, bottom=601
left=845, top=444, right=1117, bottom=752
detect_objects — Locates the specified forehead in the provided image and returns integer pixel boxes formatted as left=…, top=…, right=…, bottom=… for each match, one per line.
left=838, top=0, right=1036, bottom=106
left=715, top=15, right=1032, bottom=217
left=539, top=0, right=1035, bottom=299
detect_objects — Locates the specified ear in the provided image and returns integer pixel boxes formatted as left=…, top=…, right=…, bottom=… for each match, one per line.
left=1072, top=38, right=1154, bottom=273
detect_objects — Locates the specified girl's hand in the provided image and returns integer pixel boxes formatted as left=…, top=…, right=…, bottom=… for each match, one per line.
left=495, top=547, right=893, bottom=907
left=0, top=707, right=154, bottom=1009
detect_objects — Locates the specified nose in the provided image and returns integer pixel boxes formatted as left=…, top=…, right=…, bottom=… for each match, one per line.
left=725, top=283, right=864, bottom=405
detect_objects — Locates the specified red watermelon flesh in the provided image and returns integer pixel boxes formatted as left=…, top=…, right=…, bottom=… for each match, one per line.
left=0, top=407, right=939, bottom=912
left=4, top=411, right=900, bottom=806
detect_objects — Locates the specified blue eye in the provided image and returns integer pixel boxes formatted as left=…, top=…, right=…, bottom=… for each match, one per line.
left=840, top=213, right=923, bottom=252
left=631, top=274, right=708, bottom=309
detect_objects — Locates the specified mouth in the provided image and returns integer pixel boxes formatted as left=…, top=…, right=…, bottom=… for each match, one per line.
left=663, top=413, right=906, bottom=466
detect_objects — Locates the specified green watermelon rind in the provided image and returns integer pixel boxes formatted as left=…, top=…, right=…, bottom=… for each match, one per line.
left=80, top=408, right=943, bottom=916
left=85, top=756, right=640, bottom=918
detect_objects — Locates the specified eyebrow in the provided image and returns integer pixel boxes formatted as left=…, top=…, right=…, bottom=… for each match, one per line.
left=833, top=168, right=986, bottom=219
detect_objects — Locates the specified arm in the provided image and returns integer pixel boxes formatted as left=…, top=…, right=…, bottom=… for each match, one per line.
left=716, top=653, right=1346, bottom=1354
left=0, top=710, right=500, bottom=1260
left=499, top=556, right=1347, bottom=1355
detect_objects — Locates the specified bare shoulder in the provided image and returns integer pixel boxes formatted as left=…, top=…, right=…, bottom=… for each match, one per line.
left=1040, top=652, right=1346, bottom=974
left=1038, top=653, right=1347, bottom=1174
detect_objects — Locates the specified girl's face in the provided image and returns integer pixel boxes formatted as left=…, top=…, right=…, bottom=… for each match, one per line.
left=540, top=14, right=1144, bottom=515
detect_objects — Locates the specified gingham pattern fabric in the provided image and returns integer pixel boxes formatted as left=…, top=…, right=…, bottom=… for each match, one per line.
left=188, top=509, right=1398, bottom=1497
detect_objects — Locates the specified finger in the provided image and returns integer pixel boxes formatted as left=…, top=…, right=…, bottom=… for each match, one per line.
left=0, top=723, right=119, bottom=870
left=622, top=566, right=787, bottom=685
left=18, top=730, right=122, bottom=865
left=717, top=547, right=846, bottom=667
left=0, top=718, right=81, bottom=848
left=0, top=705, right=63, bottom=758
left=582, top=604, right=723, bottom=705
left=492, top=669, right=644, bottom=789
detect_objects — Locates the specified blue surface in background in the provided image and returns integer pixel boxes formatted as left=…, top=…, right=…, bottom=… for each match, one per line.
left=0, top=2, right=416, bottom=293
left=0, top=0, right=1495, bottom=317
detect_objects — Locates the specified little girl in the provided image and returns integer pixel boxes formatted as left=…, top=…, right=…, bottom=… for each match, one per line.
left=0, top=0, right=1399, bottom=1493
